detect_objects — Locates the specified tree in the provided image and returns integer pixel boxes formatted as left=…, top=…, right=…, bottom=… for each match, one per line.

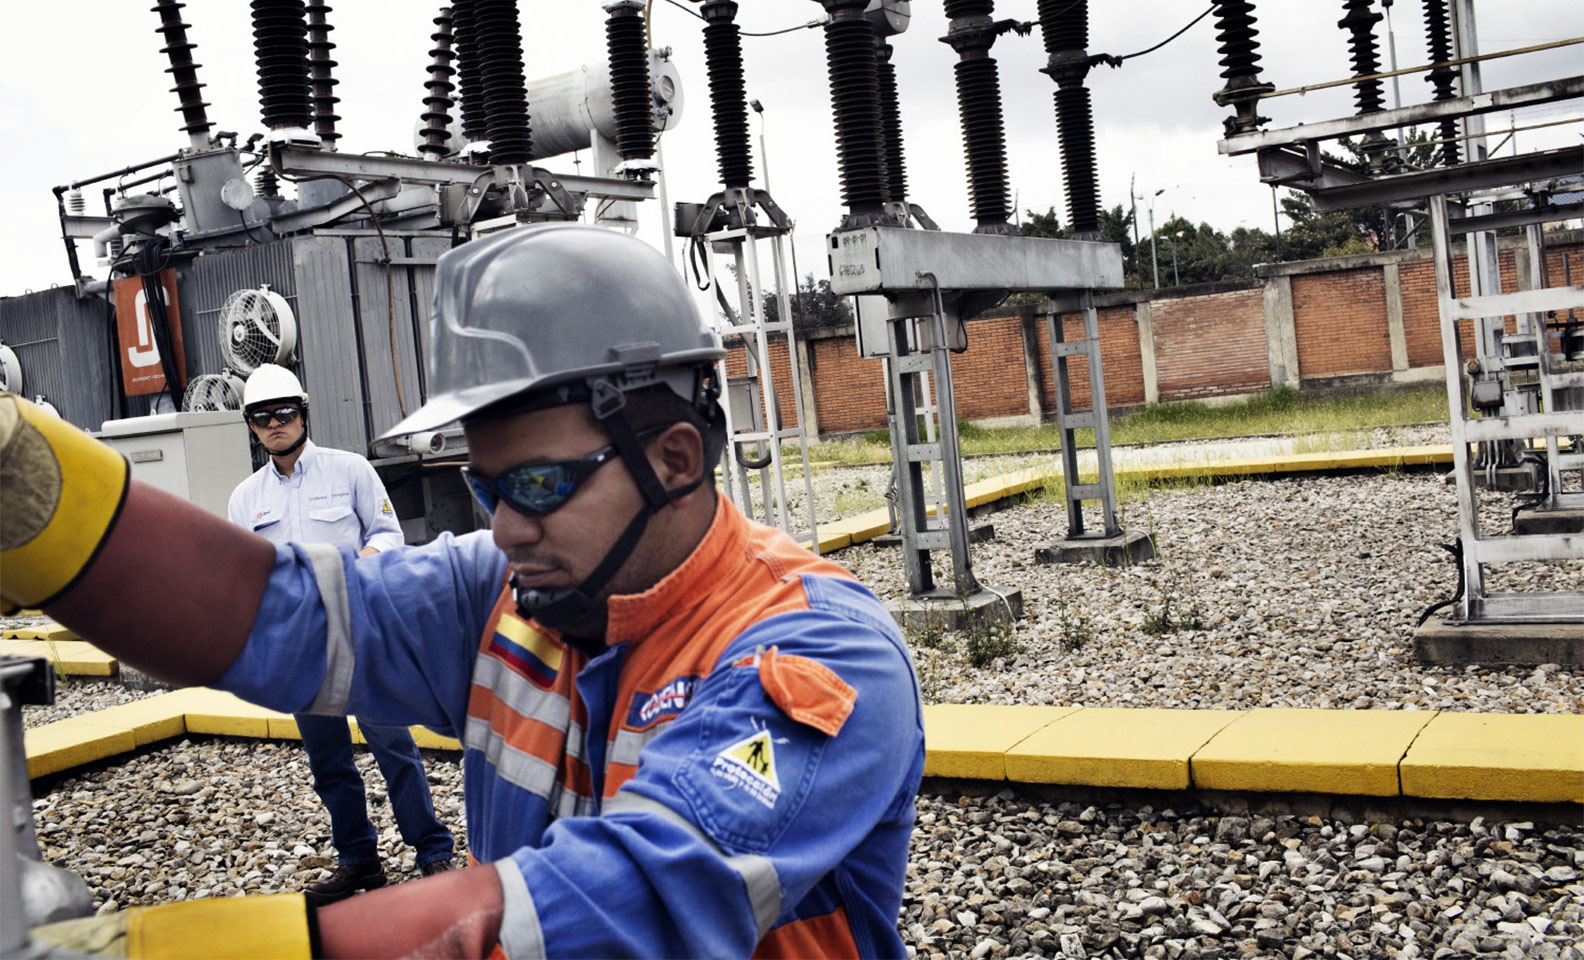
left=763, top=272, right=852, bottom=331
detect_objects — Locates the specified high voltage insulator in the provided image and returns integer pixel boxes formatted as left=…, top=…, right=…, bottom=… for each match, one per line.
left=252, top=0, right=313, bottom=133
left=942, top=0, right=1014, bottom=234
left=605, top=1, right=654, bottom=164
left=1422, top=0, right=1460, bottom=165
left=419, top=6, right=457, bottom=158
left=151, top=0, right=212, bottom=138
left=1337, top=0, right=1385, bottom=116
left=452, top=0, right=486, bottom=148
left=1209, top=0, right=1272, bottom=135
left=1038, top=0, right=1100, bottom=240
left=255, top=166, right=281, bottom=198
left=305, top=2, right=340, bottom=145
left=473, top=0, right=530, bottom=165
left=252, top=0, right=312, bottom=134
left=701, top=1, right=752, bottom=188
left=817, top=0, right=888, bottom=224
left=875, top=42, right=906, bottom=204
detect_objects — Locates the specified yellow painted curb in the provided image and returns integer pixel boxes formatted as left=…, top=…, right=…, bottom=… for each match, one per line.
left=923, top=703, right=1077, bottom=780
left=1192, top=708, right=1436, bottom=796
left=72, top=692, right=190, bottom=747
left=1400, top=713, right=1584, bottom=804
left=2, top=619, right=80, bottom=642
left=405, top=726, right=464, bottom=751
left=1006, top=708, right=1245, bottom=791
left=167, top=688, right=287, bottom=738
left=0, top=639, right=118, bottom=676
left=1122, top=444, right=1453, bottom=482
left=26, top=718, right=138, bottom=778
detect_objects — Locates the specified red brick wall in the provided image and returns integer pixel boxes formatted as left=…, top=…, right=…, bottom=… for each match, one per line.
left=1292, top=268, right=1392, bottom=376
left=729, top=239, right=1582, bottom=437
left=722, top=338, right=804, bottom=432
left=1030, top=306, right=1145, bottom=412
left=1151, top=289, right=1269, bottom=401
left=948, top=316, right=1031, bottom=420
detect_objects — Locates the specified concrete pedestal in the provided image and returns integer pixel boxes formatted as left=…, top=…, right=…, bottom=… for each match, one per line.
left=1512, top=504, right=1584, bottom=536
left=886, top=588, right=1023, bottom=632
left=1035, top=530, right=1157, bottom=567
left=1413, top=615, right=1584, bottom=667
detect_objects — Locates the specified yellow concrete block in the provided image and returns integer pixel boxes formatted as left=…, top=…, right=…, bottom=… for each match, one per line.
left=26, top=718, right=137, bottom=778
left=963, top=469, right=1050, bottom=510
left=801, top=529, right=853, bottom=554
left=269, top=715, right=307, bottom=740
left=346, top=719, right=463, bottom=752
left=1005, top=708, right=1244, bottom=790
left=1, top=620, right=80, bottom=642
left=76, top=692, right=190, bottom=746
left=167, top=687, right=286, bottom=738
left=407, top=727, right=463, bottom=751
left=923, top=704, right=1077, bottom=780
left=1400, top=712, right=1584, bottom=804
left=1192, top=708, right=1434, bottom=796
left=0, top=639, right=118, bottom=676
left=823, top=508, right=892, bottom=547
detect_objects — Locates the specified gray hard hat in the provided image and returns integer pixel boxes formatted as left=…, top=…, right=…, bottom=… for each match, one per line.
left=380, top=223, right=724, bottom=439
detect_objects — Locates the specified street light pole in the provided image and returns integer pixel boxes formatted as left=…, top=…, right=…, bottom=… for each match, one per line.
left=1147, top=191, right=1162, bottom=288
left=1170, top=230, right=1185, bottom=287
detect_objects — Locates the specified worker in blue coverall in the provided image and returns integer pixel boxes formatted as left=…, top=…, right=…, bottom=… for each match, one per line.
left=229, top=363, right=455, bottom=902
left=11, top=222, right=924, bottom=958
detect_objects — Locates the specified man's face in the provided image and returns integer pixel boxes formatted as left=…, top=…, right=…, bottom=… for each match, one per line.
left=463, top=404, right=662, bottom=632
left=246, top=402, right=305, bottom=455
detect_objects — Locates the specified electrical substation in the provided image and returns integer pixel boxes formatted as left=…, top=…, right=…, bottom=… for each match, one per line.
left=3, top=0, right=1583, bottom=955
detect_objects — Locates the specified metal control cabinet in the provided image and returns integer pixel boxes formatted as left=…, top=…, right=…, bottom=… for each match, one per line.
left=98, top=411, right=254, bottom=518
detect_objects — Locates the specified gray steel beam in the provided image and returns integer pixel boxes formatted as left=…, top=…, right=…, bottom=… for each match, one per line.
left=271, top=144, right=656, bottom=201
left=828, top=228, right=1124, bottom=296
left=1308, top=146, right=1584, bottom=212
left=1449, top=202, right=1584, bottom=235
left=1255, top=146, right=1371, bottom=190
left=1451, top=285, right=1584, bottom=322
left=1218, top=76, right=1584, bottom=156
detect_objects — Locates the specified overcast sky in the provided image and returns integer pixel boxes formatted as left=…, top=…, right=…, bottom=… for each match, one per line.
left=4, top=1, right=1580, bottom=299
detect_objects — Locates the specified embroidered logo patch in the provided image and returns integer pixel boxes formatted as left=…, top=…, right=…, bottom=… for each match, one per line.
left=380, top=498, right=394, bottom=517
left=710, top=729, right=780, bottom=809
left=628, top=676, right=698, bottom=729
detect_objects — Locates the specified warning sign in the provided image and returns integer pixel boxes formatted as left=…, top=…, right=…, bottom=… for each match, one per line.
left=710, top=729, right=781, bottom=809
left=112, top=272, right=186, bottom=397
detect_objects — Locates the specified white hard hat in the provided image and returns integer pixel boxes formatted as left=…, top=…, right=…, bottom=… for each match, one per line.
left=242, top=364, right=308, bottom=411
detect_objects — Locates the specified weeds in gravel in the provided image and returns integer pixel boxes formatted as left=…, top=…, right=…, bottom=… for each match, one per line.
left=1055, top=604, right=1094, bottom=653
left=962, top=616, right=1019, bottom=668
left=1141, top=587, right=1206, bottom=636
left=909, top=620, right=952, bottom=652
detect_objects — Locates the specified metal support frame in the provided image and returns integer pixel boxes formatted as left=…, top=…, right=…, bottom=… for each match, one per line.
left=702, top=224, right=821, bottom=551
left=1046, top=291, right=1123, bottom=539
left=884, top=293, right=979, bottom=598
left=1427, top=193, right=1584, bottom=624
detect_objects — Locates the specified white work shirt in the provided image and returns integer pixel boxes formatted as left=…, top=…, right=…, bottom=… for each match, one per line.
left=227, top=439, right=404, bottom=552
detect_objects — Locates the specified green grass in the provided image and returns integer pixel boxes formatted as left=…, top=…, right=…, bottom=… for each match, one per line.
left=808, top=384, right=1447, bottom=467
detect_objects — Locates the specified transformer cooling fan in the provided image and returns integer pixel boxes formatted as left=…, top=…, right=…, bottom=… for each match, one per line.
left=219, top=285, right=297, bottom=375
left=0, top=343, right=21, bottom=394
left=181, top=372, right=246, bottom=412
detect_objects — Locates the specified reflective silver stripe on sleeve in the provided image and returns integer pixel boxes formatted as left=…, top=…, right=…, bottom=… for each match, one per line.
left=303, top=542, right=355, bottom=715
left=608, top=721, right=670, bottom=767
left=471, top=655, right=574, bottom=737
left=493, top=858, right=546, bottom=959
left=464, top=716, right=560, bottom=797
left=603, top=790, right=782, bottom=938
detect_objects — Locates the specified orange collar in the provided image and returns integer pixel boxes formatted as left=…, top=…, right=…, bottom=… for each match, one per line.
left=602, top=493, right=747, bottom=646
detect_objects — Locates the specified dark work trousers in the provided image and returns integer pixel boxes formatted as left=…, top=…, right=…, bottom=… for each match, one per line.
left=295, top=713, right=455, bottom=868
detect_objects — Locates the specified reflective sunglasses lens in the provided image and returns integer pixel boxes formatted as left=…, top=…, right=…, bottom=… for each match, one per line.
left=500, top=464, right=579, bottom=516
left=461, top=470, right=498, bottom=515
left=249, top=406, right=299, bottom=427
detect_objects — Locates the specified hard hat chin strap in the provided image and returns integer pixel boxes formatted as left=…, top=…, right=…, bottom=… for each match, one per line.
left=512, top=379, right=706, bottom=635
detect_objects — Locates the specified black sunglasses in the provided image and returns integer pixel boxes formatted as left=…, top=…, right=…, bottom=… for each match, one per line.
left=462, top=428, right=666, bottom=519
left=246, top=405, right=302, bottom=428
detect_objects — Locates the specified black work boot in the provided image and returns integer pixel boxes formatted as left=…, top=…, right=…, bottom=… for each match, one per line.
left=419, top=858, right=455, bottom=878
left=304, top=861, right=387, bottom=906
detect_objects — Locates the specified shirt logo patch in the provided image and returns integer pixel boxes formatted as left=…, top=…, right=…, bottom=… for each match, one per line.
left=627, top=676, right=698, bottom=730
left=379, top=498, right=394, bottom=517
left=710, top=729, right=780, bottom=809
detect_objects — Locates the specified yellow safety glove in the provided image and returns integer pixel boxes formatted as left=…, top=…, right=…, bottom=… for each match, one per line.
left=28, top=893, right=314, bottom=959
left=0, top=393, right=129, bottom=614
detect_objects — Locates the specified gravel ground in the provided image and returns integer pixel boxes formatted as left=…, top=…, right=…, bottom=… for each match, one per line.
left=23, top=680, right=163, bottom=729
left=18, top=424, right=1584, bottom=957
